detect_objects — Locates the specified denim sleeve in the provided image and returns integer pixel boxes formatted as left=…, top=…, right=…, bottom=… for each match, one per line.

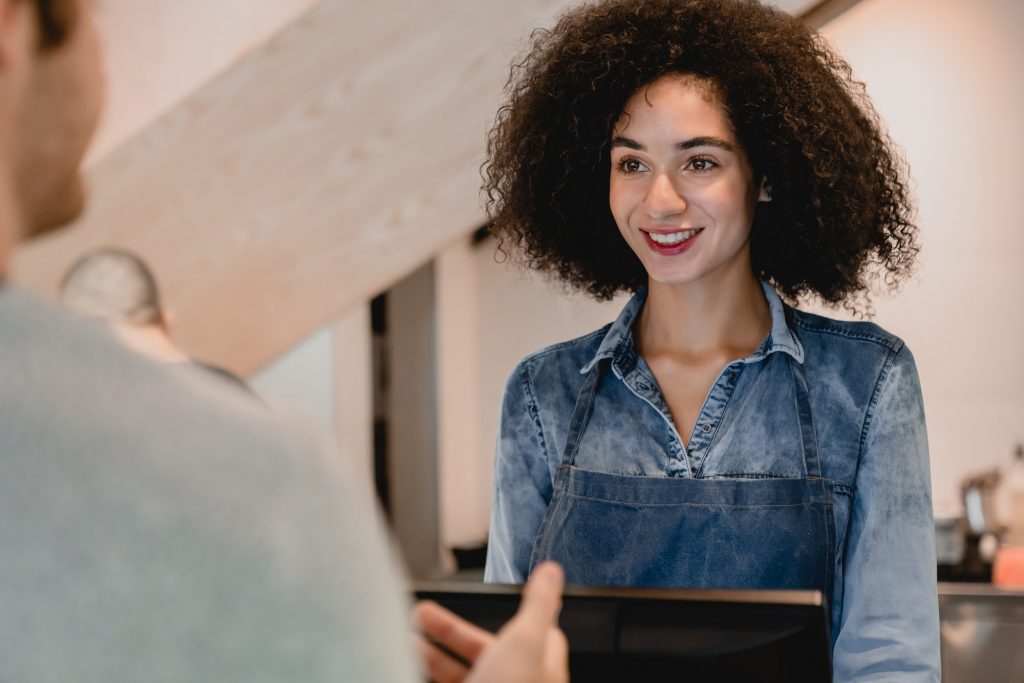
left=832, top=345, right=940, bottom=682
left=484, top=361, right=554, bottom=584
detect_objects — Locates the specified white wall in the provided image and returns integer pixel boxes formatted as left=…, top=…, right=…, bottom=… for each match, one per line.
left=250, top=324, right=334, bottom=430
left=819, top=0, right=1024, bottom=518
left=436, top=239, right=627, bottom=554
left=248, top=304, right=374, bottom=488
left=434, top=0, right=1024, bottom=551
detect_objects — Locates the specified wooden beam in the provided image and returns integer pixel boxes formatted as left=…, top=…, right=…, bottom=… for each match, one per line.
left=13, top=0, right=571, bottom=375
left=86, top=0, right=320, bottom=164
left=800, top=0, right=867, bottom=28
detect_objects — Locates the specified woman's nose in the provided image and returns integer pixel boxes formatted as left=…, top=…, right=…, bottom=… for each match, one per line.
left=643, top=173, right=686, bottom=218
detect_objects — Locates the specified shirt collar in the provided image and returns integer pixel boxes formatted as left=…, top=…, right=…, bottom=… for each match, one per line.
left=580, top=280, right=804, bottom=375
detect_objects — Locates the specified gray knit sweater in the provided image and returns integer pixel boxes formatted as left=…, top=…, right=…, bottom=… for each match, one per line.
left=0, top=288, right=417, bottom=682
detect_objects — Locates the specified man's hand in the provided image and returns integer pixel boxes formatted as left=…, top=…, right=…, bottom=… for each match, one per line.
left=414, top=562, right=569, bottom=683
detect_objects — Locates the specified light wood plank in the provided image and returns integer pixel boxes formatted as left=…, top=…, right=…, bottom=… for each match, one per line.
left=13, top=0, right=572, bottom=375
left=88, top=0, right=320, bottom=164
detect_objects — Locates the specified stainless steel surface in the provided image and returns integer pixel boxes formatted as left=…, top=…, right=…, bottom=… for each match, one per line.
left=939, top=582, right=1024, bottom=598
left=939, top=582, right=1024, bottom=682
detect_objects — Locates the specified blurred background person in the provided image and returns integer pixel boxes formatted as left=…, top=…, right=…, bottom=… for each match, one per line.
left=60, top=246, right=254, bottom=394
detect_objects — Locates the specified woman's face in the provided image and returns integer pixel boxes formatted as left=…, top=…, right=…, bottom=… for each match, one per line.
left=609, top=74, right=766, bottom=290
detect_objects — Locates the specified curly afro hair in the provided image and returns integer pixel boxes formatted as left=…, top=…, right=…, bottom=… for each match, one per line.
left=484, top=0, right=917, bottom=307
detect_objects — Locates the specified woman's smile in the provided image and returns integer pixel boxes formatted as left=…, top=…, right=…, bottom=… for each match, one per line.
left=641, top=227, right=704, bottom=254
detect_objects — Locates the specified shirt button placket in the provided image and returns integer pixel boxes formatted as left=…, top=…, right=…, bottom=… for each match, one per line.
left=628, top=372, right=690, bottom=477
left=668, top=442, right=688, bottom=477
left=689, top=368, right=739, bottom=474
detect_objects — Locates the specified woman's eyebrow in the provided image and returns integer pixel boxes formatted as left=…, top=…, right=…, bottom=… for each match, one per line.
left=610, top=135, right=735, bottom=152
left=611, top=136, right=645, bottom=150
left=677, top=136, right=735, bottom=152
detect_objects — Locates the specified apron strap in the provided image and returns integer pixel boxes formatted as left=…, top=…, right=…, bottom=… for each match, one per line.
left=558, top=363, right=604, bottom=472
left=530, top=363, right=605, bottom=567
left=789, top=356, right=824, bottom=480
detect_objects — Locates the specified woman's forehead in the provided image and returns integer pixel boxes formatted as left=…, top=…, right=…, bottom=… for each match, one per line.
left=613, top=75, right=734, bottom=142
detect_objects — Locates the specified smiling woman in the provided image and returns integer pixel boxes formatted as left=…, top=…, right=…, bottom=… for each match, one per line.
left=481, top=1, right=939, bottom=681
left=484, top=0, right=916, bottom=307
left=608, top=75, right=766, bottom=295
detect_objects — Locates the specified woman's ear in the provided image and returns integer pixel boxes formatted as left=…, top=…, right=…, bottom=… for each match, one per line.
left=758, top=176, right=773, bottom=203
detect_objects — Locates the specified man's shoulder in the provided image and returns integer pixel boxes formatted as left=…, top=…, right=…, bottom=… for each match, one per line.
left=0, top=287, right=312, bottom=460
left=0, top=290, right=418, bottom=681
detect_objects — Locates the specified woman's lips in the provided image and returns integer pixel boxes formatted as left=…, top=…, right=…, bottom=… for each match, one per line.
left=641, top=228, right=703, bottom=256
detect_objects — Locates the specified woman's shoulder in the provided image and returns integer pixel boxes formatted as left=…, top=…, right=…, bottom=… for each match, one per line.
left=517, top=324, right=611, bottom=372
left=504, top=324, right=613, bottom=397
left=788, top=307, right=907, bottom=357
left=786, top=306, right=921, bottom=406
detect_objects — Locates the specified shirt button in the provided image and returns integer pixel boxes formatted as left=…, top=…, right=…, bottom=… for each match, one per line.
left=701, top=424, right=713, bottom=433
left=728, top=372, right=738, bottom=382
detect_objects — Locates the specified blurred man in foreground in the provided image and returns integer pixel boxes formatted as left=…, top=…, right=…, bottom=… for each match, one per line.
left=0, top=1, right=566, bottom=680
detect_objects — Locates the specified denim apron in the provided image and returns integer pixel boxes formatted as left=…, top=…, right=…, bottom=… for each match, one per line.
left=529, top=355, right=835, bottom=612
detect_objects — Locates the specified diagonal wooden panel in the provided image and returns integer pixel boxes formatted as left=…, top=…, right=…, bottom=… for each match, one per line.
left=799, top=0, right=866, bottom=27
left=13, top=0, right=573, bottom=374
left=86, top=0, right=321, bottom=164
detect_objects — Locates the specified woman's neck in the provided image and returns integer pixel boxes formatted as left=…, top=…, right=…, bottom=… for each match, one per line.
left=636, top=271, right=771, bottom=361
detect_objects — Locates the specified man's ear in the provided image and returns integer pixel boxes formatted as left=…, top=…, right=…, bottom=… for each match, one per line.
left=159, top=306, right=174, bottom=333
left=758, top=176, right=773, bottom=203
left=0, top=0, right=35, bottom=71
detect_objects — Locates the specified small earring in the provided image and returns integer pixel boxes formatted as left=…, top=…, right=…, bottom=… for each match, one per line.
left=763, top=185, right=773, bottom=201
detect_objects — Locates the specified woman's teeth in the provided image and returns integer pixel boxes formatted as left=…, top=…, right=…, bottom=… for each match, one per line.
left=648, top=228, right=701, bottom=245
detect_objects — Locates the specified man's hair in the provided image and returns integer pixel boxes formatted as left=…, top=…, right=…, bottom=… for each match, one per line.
left=29, top=0, right=76, bottom=49
left=60, top=247, right=164, bottom=327
left=484, top=0, right=917, bottom=310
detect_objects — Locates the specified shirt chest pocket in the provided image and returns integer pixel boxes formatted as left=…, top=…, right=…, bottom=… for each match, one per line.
left=690, top=379, right=811, bottom=478
left=696, top=438, right=810, bottom=479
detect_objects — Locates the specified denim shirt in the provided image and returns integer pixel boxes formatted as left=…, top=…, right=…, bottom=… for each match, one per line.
left=485, top=282, right=940, bottom=682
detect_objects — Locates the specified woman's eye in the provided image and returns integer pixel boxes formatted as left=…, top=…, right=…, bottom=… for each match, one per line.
left=617, top=158, right=647, bottom=174
left=688, top=157, right=717, bottom=172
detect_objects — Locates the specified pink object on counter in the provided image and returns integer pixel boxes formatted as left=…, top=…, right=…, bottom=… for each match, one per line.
left=993, top=546, right=1024, bottom=588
